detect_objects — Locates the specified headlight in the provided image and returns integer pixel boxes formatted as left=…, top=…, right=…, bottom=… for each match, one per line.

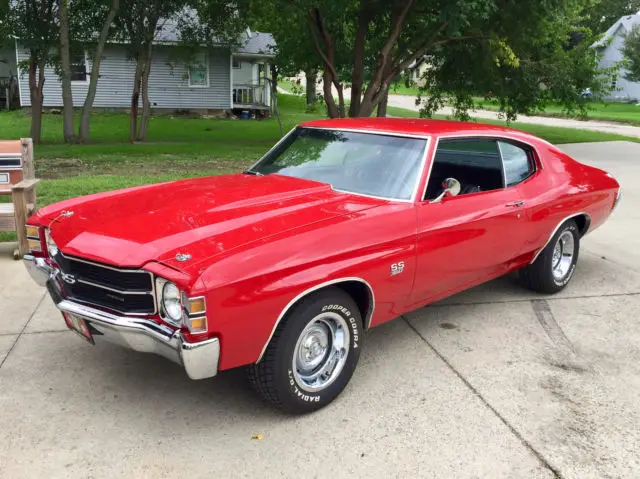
left=162, top=281, right=183, bottom=323
left=45, top=229, right=59, bottom=257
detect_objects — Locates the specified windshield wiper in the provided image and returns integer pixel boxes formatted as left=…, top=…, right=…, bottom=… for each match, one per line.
left=242, top=169, right=263, bottom=176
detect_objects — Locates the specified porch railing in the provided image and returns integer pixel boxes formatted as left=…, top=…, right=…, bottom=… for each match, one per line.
left=233, top=83, right=270, bottom=107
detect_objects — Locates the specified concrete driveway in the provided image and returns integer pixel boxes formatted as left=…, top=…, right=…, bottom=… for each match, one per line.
left=1, top=142, right=639, bottom=478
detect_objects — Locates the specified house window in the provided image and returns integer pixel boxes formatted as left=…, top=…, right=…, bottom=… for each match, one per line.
left=232, top=59, right=241, bottom=69
left=71, top=52, right=88, bottom=83
left=189, top=52, right=209, bottom=87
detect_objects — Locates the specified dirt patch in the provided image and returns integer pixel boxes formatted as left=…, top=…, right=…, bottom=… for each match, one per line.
left=36, top=157, right=252, bottom=179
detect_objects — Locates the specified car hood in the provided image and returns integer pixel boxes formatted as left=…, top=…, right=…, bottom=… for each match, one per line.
left=37, top=174, right=383, bottom=272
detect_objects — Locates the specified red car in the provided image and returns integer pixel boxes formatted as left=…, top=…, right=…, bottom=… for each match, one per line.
left=23, top=118, right=620, bottom=413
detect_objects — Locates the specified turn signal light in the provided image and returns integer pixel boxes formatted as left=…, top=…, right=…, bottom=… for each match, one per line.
left=187, top=298, right=206, bottom=315
left=27, top=238, right=42, bottom=252
left=26, top=225, right=40, bottom=238
left=186, top=316, right=207, bottom=333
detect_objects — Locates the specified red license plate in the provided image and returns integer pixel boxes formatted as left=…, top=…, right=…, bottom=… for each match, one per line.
left=63, top=313, right=94, bottom=344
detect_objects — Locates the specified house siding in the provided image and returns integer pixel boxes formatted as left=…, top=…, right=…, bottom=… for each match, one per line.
left=232, top=60, right=256, bottom=85
left=598, top=25, right=640, bottom=101
left=17, top=44, right=232, bottom=109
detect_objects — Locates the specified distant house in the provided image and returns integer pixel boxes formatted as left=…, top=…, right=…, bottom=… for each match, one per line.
left=0, top=26, right=276, bottom=113
left=405, top=56, right=432, bottom=87
left=593, top=13, right=640, bottom=101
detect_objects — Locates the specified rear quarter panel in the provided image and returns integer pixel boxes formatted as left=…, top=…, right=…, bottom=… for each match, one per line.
left=517, top=141, right=619, bottom=258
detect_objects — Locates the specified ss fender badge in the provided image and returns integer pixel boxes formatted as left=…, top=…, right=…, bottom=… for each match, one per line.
left=390, top=261, right=405, bottom=276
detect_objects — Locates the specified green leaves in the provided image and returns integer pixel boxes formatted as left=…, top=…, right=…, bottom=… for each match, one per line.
left=623, top=25, right=640, bottom=83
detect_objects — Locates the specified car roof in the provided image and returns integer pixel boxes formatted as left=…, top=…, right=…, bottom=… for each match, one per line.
left=300, top=118, right=543, bottom=143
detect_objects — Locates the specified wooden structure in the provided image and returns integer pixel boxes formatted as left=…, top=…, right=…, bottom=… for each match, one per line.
left=0, top=138, right=40, bottom=258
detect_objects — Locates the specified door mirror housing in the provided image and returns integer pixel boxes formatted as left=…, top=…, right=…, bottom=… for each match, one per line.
left=431, top=177, right=461, bottom=203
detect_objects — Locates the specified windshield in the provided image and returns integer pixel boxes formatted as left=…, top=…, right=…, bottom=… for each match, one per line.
left=251, top=127, right=428, bottom=200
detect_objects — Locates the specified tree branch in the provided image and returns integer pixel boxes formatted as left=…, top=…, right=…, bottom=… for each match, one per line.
left=307, top=8, right=340, bottom=83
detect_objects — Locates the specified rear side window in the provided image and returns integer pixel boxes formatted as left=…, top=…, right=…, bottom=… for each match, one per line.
left=424, top=139, right=503, bottom=200
left=498, top=141, right=536, bottom=187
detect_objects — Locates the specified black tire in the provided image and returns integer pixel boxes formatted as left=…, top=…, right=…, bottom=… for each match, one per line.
left=520, top=219, right=580, bottom=294
left=247, top=288, right=364, bottom=414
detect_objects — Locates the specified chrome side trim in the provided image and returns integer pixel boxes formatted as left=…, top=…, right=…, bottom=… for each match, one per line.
left=529, top=212, right=590, bottom=264
left=255, top=277, right=376, bottom=363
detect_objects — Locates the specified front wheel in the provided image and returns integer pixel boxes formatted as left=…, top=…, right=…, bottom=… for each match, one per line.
left=520, top=219, right=580, bottom=294
left=247, top=288, right=364, bottom=414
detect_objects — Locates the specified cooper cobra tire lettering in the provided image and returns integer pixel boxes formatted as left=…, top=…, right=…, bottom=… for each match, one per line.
left=249, top=288, right=363, bottom=413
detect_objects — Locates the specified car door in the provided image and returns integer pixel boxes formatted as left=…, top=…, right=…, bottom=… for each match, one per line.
left=408, top=137, right=529, bottom=307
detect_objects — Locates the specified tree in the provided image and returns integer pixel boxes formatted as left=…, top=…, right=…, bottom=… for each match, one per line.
left=582, top=0, right=640, bottom=36
left=6, top=0, right=59, bottom=144
left=248, top=1, right=321, bottom=108
left=59, top=0, right=75, bottom=143
left=257, top=0, right=611, bottom=120
left=116, top=0, right=186, bottom=142
left=623, top=24, right=640, bottom=82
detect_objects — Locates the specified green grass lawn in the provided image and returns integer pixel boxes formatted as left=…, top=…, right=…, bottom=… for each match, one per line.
left=0, top=93, right=638, bottom=243
left=386, top=105, right=640, bottom=144
left=473, top=98, right=640, bottom=125
left=389, top=83, right=422, bottom=96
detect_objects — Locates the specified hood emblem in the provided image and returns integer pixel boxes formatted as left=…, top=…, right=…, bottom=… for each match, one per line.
left=61, top=210, right=74, bottom=218
left=175, top=253, right=192, bottom=262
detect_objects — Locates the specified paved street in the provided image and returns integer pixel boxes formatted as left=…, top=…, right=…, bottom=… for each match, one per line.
left=387, top=95, right=640, bottom=139
left=279, top=78, right=640, bottom=138
left=1, top=141, right=639, bottom=478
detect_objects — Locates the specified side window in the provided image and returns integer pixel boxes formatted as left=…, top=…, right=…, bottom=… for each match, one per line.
left=498, top=141, right=536, bottom=187
left=424, top=139, right=503, bottom=200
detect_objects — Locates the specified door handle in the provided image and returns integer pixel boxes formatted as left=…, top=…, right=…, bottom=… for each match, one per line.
left=505, top=200, right=525, bottom=207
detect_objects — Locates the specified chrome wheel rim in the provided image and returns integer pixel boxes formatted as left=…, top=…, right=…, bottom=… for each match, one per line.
left=552, top=231, right=575, bottom=280
left=292, top=312, right=350, bottom=393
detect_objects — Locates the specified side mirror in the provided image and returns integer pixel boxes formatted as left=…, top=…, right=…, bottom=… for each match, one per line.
left=431, top=177, right=461, bottom=203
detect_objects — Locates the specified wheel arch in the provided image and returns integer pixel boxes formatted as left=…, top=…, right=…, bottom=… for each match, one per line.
left=530, top=212, right=591, bottom=264
left=255, top=277, right=375, bottom=363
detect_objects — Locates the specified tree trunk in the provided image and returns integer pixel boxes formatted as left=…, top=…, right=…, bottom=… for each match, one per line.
left=59, top=0, right=76, bottom=143
left=28, top=56, right=45, bottom=144
left=137, top=41, right=153, bottom=141
left=130, top=55, right=143, bottom=143
left=79, top=0, right=119, bottom=142
left=359, top=1, right=414, bottom=117
left=305, top=68, right=317, bottom=105
left=349, top=7, right=370, bottom=117
left=376, top=87, right=389, bottom=117
left=322, top=71, right=340, bottom=118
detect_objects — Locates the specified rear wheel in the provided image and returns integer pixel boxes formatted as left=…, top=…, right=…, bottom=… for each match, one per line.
left=520, top=220, right=580, bottom=294
left=247, top=288, right=364, bottom=414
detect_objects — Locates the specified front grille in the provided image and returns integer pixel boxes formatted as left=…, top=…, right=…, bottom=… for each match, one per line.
left=56, top=254, right=155, bottom=316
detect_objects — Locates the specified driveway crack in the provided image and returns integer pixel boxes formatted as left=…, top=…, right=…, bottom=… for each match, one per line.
left=0, top=291, right=46, bottom=369
left=402, top=315, right=564, bottom=479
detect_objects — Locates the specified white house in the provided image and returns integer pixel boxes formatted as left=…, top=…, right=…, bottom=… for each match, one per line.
left=593, top=13, right=640, bottom=101
left=0, top=26, right=276, bottom=113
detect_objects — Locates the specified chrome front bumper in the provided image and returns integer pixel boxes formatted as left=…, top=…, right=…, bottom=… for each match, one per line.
left=23, top=254, right=220, bottom=380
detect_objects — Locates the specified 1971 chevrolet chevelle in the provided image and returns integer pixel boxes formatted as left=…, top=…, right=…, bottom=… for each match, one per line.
left=23, top=118, right=621, bottom=413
